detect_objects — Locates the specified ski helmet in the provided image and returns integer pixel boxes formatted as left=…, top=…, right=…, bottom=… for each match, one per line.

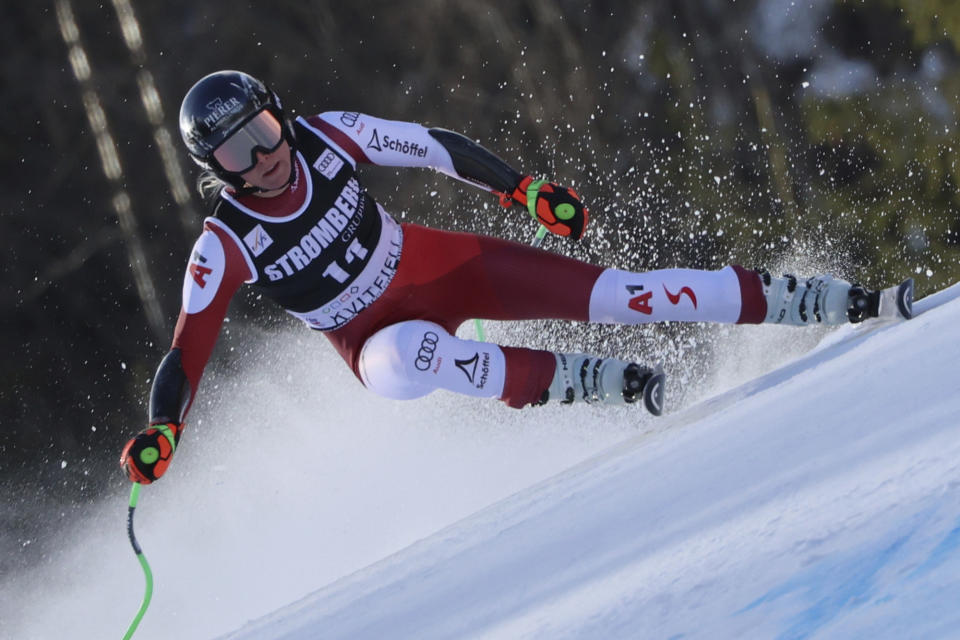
left=179, top=70, right=296, bottom=191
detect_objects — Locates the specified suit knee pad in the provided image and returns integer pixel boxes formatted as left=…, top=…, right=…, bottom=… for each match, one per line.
left=358, top=320, right=506, bottom=401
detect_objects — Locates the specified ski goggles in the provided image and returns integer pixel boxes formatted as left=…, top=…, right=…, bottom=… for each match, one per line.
left=212, top=109, right=285, bottom=174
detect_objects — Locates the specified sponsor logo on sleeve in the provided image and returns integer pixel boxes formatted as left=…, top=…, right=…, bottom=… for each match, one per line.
left=188, top=252, right=213, bottom=287
left=339, top=111, right=365, bottom=135
left=243, top=224, right=273, bottom=257
left=366, top=129, right=428, bottom=158
left=182, top=232, right=226, bottom=314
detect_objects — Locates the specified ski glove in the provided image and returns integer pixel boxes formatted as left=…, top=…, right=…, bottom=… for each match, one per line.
left=120, top=422, right=184, bottom=484
left=498, top=175, right=589, bottom=240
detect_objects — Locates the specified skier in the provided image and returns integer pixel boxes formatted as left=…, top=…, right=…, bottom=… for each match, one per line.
left=121, top=70, right=890, bottom=484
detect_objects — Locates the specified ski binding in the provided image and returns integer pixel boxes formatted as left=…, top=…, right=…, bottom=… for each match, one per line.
left=850, top=278, right=914, bottom=323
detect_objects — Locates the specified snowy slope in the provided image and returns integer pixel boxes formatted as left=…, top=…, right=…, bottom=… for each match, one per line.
left=5, top=285, right=960, bottom=640
left=220, top=285, right=960, bottom=640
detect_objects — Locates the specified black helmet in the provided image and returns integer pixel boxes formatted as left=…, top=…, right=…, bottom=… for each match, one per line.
left=179, top=70, right=295, bottom=191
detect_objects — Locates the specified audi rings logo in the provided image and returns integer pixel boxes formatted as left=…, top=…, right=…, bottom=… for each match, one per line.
left=414, top=331, right=440, bottom=371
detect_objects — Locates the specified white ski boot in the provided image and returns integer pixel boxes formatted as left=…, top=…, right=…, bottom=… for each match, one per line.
left=540, top=353, right=665, bottom=415
left=759, top=271, right=859, bottom=325
left=760, top=270, right=915, bottom=325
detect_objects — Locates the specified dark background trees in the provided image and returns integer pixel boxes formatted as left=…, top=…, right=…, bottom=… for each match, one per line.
left=3, top=0, right=959, bottom=571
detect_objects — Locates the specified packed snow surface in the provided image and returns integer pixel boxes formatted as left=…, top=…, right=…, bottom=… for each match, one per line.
left=6, top=285, right=960, bottom=639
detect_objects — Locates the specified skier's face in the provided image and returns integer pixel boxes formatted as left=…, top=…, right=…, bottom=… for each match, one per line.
left=241, top=139, right=292, bottom=195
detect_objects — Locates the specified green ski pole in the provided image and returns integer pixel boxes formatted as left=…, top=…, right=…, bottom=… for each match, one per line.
left=473, top=317, right=486, bottom=342
left=123, top=482, right=153, bottom=639
left=531, top=224, right=548, bottom=249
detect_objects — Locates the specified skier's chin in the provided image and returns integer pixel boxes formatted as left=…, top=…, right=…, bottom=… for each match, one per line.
left=257, top=160, right=291, bottom=191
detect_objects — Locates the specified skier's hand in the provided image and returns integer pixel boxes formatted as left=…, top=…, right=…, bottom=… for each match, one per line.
left=498, top=175, right=589, bottom=240
left=120, top=422, right=184, bottom=484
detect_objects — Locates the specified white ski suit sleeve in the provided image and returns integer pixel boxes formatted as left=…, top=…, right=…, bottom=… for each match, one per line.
left=309, top=111, right=525, bottom=194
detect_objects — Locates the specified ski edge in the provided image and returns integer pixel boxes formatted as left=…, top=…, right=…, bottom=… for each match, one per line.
left=879, top=277, right=914, bottom=321
left=643, top=365, right=666, bottom=416
left=895, top=278, right=915, bottom=320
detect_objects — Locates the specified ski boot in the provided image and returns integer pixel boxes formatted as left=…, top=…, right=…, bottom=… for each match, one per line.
left=758, top=270, right=914, bottom=325
left=539, top=353, right=666, bottom=415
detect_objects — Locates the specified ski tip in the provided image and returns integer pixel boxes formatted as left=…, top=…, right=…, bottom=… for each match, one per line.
left=897, top=278, right=915, bottom=320
left=643, top=366, right=666, bottom=416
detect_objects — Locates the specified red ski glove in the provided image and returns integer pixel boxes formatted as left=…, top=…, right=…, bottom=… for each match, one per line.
left=497, top=175, right=589, bottom=240
left=120, top=422, right=184, bottom=484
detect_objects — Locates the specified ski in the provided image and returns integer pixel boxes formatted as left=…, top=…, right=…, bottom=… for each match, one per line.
left=883, top=277, right=915, bottom=320
left=849, top=277, right=914, bottom=323
left=642, top=365, right=666, bottom=416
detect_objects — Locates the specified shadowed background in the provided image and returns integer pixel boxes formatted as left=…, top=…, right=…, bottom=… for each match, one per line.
left=3, top=0, right=959, bottom=576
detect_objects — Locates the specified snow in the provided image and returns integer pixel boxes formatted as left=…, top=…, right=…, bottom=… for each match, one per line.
left=6, top=285, right=960, bottom=640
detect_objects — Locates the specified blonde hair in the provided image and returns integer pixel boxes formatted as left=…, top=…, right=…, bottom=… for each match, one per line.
left=197, top=170, right=227, bottom=201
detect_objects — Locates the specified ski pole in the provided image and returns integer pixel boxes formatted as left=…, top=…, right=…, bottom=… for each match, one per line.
left=473, top=317, right=486, bottom=341
left=531, top=224, right=548, bottom=249
left=123, top=482, right=154, bottom=640
left=473, top=225, right=548, bottom=340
